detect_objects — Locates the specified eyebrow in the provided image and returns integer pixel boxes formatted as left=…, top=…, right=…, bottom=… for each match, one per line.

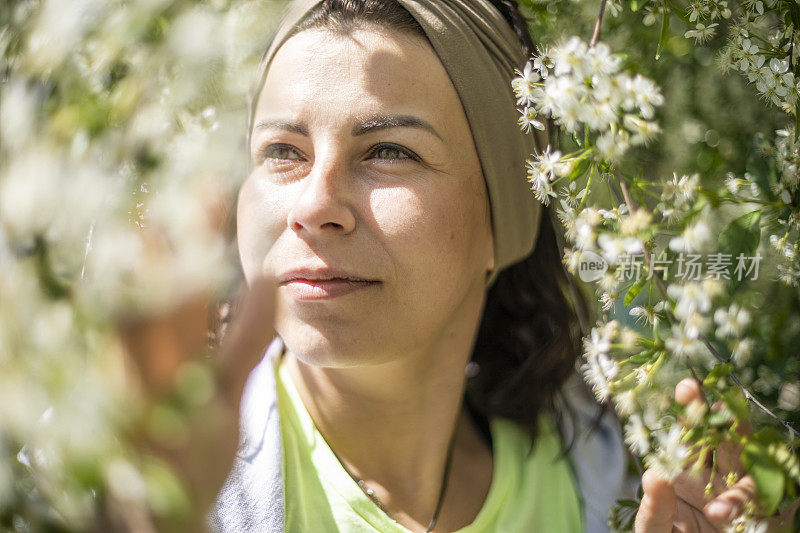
left=253, top=114, right=443, bottom=141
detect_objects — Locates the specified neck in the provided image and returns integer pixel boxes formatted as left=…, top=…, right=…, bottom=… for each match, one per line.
left=282, top=287, right=491, bottom=530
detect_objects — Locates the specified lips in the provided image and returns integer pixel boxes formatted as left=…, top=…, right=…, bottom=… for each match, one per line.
left=278, top=268, right=380, bottom=300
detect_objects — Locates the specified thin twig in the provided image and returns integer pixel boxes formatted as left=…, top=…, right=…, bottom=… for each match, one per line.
left=590, top=0, right=609, bottom=48
left=617, top=178, right=799, bottom=438
left=698, top=335, right=799, bottom=438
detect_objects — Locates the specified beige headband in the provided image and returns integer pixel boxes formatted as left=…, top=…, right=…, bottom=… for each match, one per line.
left=248, top=0, right=546, bottom=286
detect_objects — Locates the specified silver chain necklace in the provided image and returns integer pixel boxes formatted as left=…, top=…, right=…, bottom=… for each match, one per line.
left=329, top=428, right=458, bottom=533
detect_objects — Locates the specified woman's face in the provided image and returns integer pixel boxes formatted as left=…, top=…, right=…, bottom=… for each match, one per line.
left=238, top=27, right=494, bottom=366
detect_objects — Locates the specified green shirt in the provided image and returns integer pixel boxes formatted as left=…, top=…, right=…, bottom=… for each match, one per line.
left=276, top=356, right=583, bottom=532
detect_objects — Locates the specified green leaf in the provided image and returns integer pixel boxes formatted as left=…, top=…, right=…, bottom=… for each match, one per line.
left=788, top=0, right=800, bottom=31
left=703, top=362, right=733, bottom=387
left=683, top=427, right=703, bottom=442
left=663, top=0, right=692, bottom=23
left=629, top=351, right=655, bottom=364
left=753, top=426, right=785, bottom=446
left=721, top=390, right=750, bottom=420
left=742, top=442, right=786, bottom=515
left=707, top=409, right=733, bottom=427
left=617, top=499, right=641, bottom=508
left=624, top=276, right=647, bottom=307
left=568, top=156, right=592, bottom=181
left=656, top=3, right=670, bottom=60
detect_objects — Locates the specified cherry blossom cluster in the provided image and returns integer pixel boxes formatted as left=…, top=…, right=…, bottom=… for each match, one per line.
left=513, top=36, right=664, bottom=162
left=719, top=23, right=797, bottom=110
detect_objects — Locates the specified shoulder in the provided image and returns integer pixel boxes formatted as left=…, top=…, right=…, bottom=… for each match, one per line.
left=210, top=337, right=286, bottom=533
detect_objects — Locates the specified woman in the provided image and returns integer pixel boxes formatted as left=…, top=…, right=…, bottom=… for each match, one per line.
left=127, top=0, right=772, bottom=531
left=213, top=0, right=627, bottom=531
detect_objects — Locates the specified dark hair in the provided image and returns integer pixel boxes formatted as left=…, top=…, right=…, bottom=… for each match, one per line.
left=273, top=0, right=590, bottom=448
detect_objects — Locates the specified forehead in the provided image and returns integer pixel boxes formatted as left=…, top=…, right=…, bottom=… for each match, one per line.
left=254, top=28, right=465, bottom=131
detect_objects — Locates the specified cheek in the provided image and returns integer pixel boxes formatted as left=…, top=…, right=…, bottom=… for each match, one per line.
left=369, top=181, right=490, bottom=283
left=236, top=175, right=286, bottom=282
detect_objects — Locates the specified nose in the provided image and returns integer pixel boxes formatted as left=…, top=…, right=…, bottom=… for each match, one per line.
left=286, top=159, right=357, bottom=237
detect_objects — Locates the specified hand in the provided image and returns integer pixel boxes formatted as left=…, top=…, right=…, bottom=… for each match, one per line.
left=634, top=378, right=798, bottom=532
left=115, top=276, right=275, bottom=531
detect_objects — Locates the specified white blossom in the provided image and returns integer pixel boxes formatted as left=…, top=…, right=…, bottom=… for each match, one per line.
left=685, top=22, right=719, bottom=43
left=614, top=390, right=638, bottom=416
left=630, top=305, right=658, bottom=325
left=582, top=322, right=620, bottom=402
left=669, top=220, right=711, bottom=253
left=683, top=311, right=709, bottom=339
left=518, top=106, right=545, bottom=133
left=619, top=209, right=653, bottom=235
left=665, top=323, right=708, bottom=362
left=512, top=62, right=541, bottom=106
left=646, top=426, right=690, bottom=481
left=730, top=337, right=755, bottom=366
left=597, top=234, right=643, bottom=264
left=662, top=172, right=699, bottom=207
left=519, top=36, right=663, bottom=162
left=624, top=415, right=651, bottom=455
left=667, top=281, right=713, bottom=319
left=714, top=304, right=751, bottom=339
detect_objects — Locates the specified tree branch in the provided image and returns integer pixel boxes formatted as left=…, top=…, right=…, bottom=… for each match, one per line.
left=590, top=0, right=608, bottom=47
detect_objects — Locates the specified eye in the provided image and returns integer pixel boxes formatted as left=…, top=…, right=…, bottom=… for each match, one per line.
left=370, top=143, right=420, bottom=162
left=257, top=143, right=304, bottom=164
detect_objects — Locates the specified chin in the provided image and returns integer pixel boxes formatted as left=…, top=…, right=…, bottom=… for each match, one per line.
left=278, top=320, right=388, bottom=368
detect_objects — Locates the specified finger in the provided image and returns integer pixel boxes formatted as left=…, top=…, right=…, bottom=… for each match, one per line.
left=705, top=400, right=747, bottom=478
left=675, top=379, right=748, bottom=481
left=217, top=276, right=276, bottom=408
left=673, top=498, right=720, bottom=533
left=716, top=440, right=745, bottom=480
left=675, top=378, right=703, bottom=406
left=635, top=469, right=678, bottom=533
left=671, top=468, right=722, bottom=511
left=703, top=475, right=757, bottom=528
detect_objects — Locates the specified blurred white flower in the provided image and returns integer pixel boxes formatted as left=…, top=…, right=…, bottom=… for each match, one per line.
left=682, top=311, right=709, bottom=339
left=730, top=337, right=755, bottom=366
left=778, top=382, right=800, bottom=411
left=582, top=321, right=620, bottom=401
left=685, top=399, right=708, bottom=426
left=669, top=220, right=711, bottom=253
left=714, top=304, right=751, bottom=339
left=597, top=233, right=643, bottom=264
left=167, top=7, right=220, bottom=65
left=665, top=323, right=708, bottom=362
left=614, top=390, right=638, bottom=416
left=574, top=217, right=599, bottom=251
left=646, top=426, right=689, bottom=481
left=662, top=172, right=699, bottom=207
left=619, top=208, right=653, bottom=235
left=668, top=281, right=713, bottom=319
left=624, top=414, right=650, bottom=455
